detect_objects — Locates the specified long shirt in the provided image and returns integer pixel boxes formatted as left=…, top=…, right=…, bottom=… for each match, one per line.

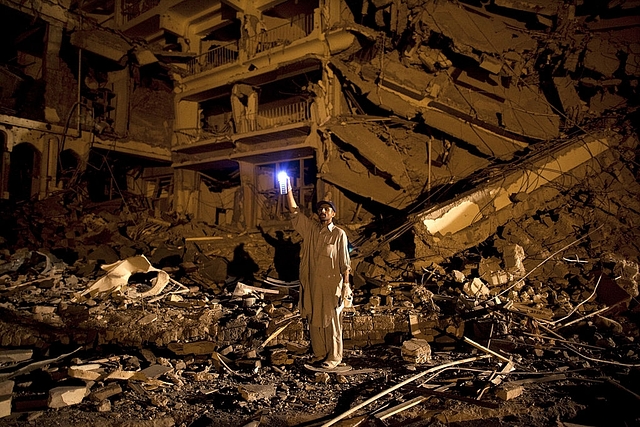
left=292, top=211, right=351, bottom=327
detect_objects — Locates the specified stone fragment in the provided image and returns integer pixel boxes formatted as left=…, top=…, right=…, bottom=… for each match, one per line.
left=238, top=384, right=276, bottom=402
left=463, top=278, right=490, bottom=298
left=313, top=372, right=330, bottom=383
left=496, top=384, right=524, bottom=401
left=285, top=341, right=309, bottom=355
left=90, top=383, right=122, bottom=402
left=0, top=380, right=14, bottom=418
left=401, top=338, right=431, bottom=364
left=269, top=348, right=289, bottom=365
left=96, top=399, right=111, bottom=412
left=452, top=270, right=466, bottom=283
left=133, top=364, right=173, bottom=381
left=48, top=385, right=88, bottom=408
left=32, top=306, right=56, bottom=314
left=68, top=364, right=103, bottom=381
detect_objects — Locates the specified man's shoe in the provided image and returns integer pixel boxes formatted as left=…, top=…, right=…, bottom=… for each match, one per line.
left=320, top=360, right=340, bottom=369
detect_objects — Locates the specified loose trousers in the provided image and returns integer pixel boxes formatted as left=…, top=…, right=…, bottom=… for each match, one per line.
left=309, top=305, right=344, bottom=364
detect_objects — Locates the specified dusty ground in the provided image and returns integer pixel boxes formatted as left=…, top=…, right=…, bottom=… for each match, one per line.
left=1, top=340, right=639, bottom=427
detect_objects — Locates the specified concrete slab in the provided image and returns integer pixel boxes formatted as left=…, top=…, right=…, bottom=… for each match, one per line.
left=412, top=132, right=622, bottom=262
left=328, top=123, right=411, bottom=188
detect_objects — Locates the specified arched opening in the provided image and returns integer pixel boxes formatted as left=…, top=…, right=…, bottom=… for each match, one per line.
left=8, top=142, right=41, bottom=202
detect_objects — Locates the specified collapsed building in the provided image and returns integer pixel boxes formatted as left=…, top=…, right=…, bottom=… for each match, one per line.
left=0, top=0, right=639, bottom=426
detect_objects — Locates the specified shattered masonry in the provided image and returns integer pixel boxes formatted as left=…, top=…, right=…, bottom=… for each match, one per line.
left=0, top=0, right=639, bottom=426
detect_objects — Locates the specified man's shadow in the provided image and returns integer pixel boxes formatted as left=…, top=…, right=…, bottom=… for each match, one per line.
left=258, top=224, right=300, bottom=282
left=227, top=243, right=259, bottom=285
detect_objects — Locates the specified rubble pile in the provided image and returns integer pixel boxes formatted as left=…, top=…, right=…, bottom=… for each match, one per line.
left=0, top=136, right=639, bottom=426
left=1, top=0, right=640, bottom=425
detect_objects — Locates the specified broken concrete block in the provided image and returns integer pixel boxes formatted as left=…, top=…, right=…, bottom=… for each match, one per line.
left=269, top=348, right=289, bottom=365
left=610, top=256, right=640, bottom=296
left=502, top=244, right=524, bottom=268
left=419, top=52, right=437, bottom=73
left=496, top=384, right=524, bottom=401
left=480, top=54, right=503, bottom=74
left=286, top=341, right=309, bottom=355
left=452, top=270, right=466, bottom=283
left=96, top=399, right=111, bottom=412
left=68, top=364, right=103, bottom=381
left=0, top=394, right=11, bottom=419
left=401, top=338, right=431, bottom=364
left=409, top=314, right=421, bottom=336
left=140, top=349, right=157, bottom=364
left=0, top=380, right=14, bottom=418
left=0, top=381, right=14, bottom=396
left=104, top=369, right=136, bottom=380
left=238, top=384, right=276, bottom=402
left=584, top=37, right=620, bottom=78
left=463, top=278, right=490, bottom=298
left=48, top=385, right=88, bottom=408
left=489, top=270, right=509, bottom=287
left=133, top=364, right=173, bottom=381
left=32, top=306, right=56, bottom=314
left=89, top=383, right=122, bottom=402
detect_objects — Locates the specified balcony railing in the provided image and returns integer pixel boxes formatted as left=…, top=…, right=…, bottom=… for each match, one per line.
left=236, top=101, right=311, bottom=134
left=175, top=101, right=310, bottom=147
left=122, top=0, right=160, bottom=23
left=174, top=125, right=232, bottom=147
left=187, top=41, right=240, bottom=75
left=186, top=13, right=315, bottom=76
left=248, top=13, right=315, bottom=57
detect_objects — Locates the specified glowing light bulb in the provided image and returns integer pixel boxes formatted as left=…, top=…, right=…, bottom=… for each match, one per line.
left=277, top=171, right=288, bottom=194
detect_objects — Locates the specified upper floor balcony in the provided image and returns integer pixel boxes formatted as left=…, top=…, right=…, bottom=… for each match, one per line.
left=186, top=13, right=316, bottom=77
left=122, top=0, right=161, bottom=24
left=173, top=99, right=311, bottom=154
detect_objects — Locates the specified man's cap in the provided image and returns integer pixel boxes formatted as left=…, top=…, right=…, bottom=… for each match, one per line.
left=316, top=200, right=336, bottom=213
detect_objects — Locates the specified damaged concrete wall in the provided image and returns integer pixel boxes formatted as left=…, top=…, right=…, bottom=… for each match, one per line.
left=412, top=130, right=630, bottom=263
left=127, top=73, right=175, bottom=147
left=312, top=0, right=639, bottom=217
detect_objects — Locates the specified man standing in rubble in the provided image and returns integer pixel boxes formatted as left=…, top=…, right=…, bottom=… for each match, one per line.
left=285, top=181, right=352, bottom=369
